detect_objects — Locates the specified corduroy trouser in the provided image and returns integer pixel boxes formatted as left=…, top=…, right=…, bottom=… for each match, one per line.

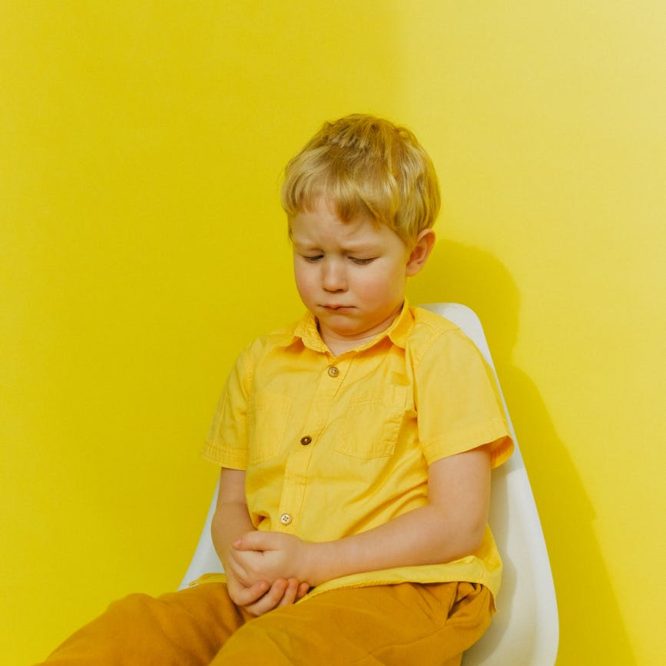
left=38, top=580, right=493, bottom=665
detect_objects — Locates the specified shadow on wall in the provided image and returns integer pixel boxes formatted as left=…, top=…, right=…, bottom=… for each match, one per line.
left=408, top=239, right=636, bottom=665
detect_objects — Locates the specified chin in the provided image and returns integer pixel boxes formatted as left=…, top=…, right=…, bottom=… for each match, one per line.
left=324, top=320, right=357, bottom=334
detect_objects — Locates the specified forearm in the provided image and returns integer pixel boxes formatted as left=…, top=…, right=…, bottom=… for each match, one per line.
left=211, top=499, right=256, bottom=570
left=305, top=447, right=492, bottom=586
left=306, top=503, right=485, bottom=586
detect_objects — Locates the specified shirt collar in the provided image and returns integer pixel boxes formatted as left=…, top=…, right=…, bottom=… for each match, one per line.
left=291, top=312, right=329, bottom=353
left=288, top=300, right=414, bottom=355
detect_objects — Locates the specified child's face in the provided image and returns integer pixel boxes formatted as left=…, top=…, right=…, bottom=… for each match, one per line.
left=290, top=198, right=417, bottom=353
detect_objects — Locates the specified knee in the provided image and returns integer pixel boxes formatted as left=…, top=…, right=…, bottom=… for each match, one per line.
left=106, top=592, right=156, bottom=620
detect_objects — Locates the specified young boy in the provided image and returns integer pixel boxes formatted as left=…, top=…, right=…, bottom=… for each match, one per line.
left=40, top=115, right=512, bottom=665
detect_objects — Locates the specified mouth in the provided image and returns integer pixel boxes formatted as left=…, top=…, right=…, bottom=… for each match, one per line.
left=321, top=304, right=354, bottom=311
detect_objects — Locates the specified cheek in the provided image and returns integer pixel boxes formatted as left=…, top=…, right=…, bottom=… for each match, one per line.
left=359, top=267, right=405, bottom=301
left=294, top=265, right=315, bottom=300
left=351, top=281, right=386, bottom=310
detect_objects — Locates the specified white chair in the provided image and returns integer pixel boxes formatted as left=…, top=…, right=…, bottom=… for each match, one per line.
left=181, top=303, right=559, bottom=665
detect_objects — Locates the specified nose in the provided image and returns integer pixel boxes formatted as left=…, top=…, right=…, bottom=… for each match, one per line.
left=322, top=259, right=347, bottom=292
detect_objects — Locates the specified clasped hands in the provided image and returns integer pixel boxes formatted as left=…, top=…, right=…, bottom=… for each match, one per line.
left=225, top=531, right=316, bottom=616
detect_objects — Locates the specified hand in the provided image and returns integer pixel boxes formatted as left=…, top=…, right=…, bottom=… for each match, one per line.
left=226, top=572, right=309, bottom=617
left=228, top=531, right=315, bottom=588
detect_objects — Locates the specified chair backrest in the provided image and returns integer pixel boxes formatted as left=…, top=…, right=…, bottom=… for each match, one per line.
left=181, top=303, right=559, bottom=665
left=423, top=304, right=558, bottom=665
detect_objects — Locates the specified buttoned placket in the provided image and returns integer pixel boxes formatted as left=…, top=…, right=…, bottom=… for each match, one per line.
left=275, top=352, right=350, bottom=533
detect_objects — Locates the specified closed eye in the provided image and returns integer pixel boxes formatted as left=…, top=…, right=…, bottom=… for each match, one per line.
left=349, top=257, right=376, bottom=265
left=302, top=255, right=323, bottom=263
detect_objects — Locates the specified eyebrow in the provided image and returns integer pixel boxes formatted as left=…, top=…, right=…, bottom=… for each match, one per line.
left=292, top=242, right=322, bottom=252
left=292, top=240, right=378, bottom=253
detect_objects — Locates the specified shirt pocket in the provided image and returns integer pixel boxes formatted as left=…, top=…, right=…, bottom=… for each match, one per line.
left=334, top=385, right=409, bottom=459
left=247, top=390, right=292, bottom=464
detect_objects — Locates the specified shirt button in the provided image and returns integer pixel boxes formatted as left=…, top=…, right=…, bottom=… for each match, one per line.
left=280, top=513, right=293, bottom=526
left=300, top=435, right=312, bottom=446
left=327, top=366, right=340, bottom=377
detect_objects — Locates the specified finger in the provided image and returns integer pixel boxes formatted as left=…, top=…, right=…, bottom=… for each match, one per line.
left=296, top=581, right=310, bottom=599
left=245, top=578, right=288, bottom=617
left=225, top=556, right=251, bottom=586
left=245, top=580, right=285, bottom=617
left=231, top=579, right=269, bottom=606
left=228, top=549, right=255, bottom=573
left=277, top=578, right=300, bottom=607
left=234, top=530, right=279, bottom=552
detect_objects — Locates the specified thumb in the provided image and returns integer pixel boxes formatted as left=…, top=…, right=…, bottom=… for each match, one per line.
left=233, top=530, right=276, bottom=552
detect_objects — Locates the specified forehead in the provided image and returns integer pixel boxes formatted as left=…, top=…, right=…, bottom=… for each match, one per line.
left=290, top=198, right=400, bottom=248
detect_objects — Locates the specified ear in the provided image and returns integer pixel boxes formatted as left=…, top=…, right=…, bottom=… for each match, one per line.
left=405, top=229, right=436, bottom=276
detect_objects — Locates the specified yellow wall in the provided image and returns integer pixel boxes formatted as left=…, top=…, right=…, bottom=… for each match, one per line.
left=2, top=2, right=664, bottom=663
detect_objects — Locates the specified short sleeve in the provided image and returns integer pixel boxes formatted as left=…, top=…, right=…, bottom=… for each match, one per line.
left=415, top=327, right=513, bottom=468
left=201, top=345, right=254, bottom=470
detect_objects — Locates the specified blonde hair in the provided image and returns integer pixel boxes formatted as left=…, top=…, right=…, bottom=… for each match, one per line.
left=281, top=114, right=440, bottom=244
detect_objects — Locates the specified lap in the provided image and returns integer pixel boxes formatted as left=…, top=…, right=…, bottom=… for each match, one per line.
left=214, top=581, right=492, bottom=666
left=40, top=581, right=491, bottom=665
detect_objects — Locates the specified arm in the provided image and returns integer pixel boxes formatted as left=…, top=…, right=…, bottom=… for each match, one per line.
left=232, top=443, right=492, bottom=586
left=211, top=468, right=309, bottom=615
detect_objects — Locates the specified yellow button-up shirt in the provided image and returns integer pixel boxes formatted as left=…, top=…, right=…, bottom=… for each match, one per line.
left=202, top=303, right=513, bottom=599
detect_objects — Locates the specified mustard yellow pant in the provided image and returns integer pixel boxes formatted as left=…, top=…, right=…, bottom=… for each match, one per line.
left=39, top=581, right=493, bottom=665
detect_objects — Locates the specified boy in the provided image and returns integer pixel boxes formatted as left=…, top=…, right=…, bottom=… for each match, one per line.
left=41, top=115, right=512, bottom=665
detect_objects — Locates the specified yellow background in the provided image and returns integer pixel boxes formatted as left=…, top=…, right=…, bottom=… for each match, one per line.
left=2, top=2, right=664, bottom=663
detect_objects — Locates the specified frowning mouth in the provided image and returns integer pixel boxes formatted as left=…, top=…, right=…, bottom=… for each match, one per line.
left=321, top=304, right=354, bottom=311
